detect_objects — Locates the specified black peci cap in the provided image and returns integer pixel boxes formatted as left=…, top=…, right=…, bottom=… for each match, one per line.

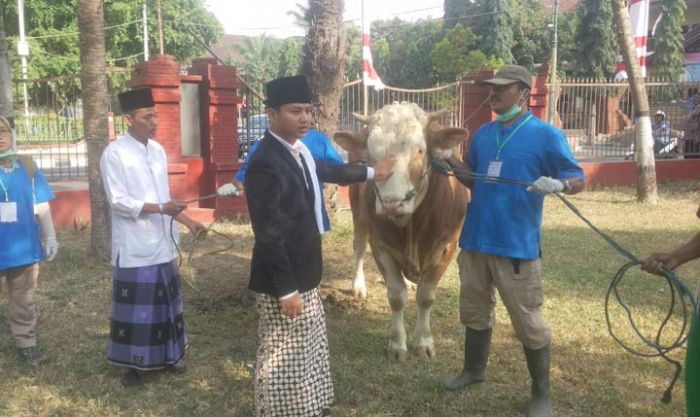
left=264, top=76, right=312, bottom=108
left=118, top=88, right=155, bottom=114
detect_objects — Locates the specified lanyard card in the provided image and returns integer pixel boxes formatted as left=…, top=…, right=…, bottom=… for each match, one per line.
left=487, top=160, right=503, bottom=178
left=0, top=201, right=18, bottom=223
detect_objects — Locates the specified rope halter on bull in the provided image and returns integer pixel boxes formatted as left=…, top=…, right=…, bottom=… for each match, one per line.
left=431, top=158, right=697, bottom=405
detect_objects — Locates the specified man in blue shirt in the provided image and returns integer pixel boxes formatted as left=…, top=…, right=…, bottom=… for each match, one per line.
left=219, top=129, right=344, bottom=232
left=441, top=65, right=584, bottom=417
left=0, top=115, right=58, bottom=365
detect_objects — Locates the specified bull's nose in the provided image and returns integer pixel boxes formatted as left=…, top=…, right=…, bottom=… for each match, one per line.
left=376, top=199, right=405, bottom=216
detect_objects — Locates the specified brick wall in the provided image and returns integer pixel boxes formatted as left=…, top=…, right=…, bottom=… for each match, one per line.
left=189, top=58, right=243, bottom=216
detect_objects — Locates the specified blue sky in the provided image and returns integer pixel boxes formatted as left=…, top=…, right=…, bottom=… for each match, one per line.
left=204, top=0, right=444, bottom=38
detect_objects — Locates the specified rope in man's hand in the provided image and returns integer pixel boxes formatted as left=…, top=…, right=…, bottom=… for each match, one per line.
left=169, top=193, right=236, bottom=294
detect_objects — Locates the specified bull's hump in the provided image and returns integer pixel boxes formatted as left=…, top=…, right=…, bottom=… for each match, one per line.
left=373, top=102, right=428, bottom=127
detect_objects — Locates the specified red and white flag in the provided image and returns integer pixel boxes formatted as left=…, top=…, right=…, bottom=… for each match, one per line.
left=362, top=10, right=384, bottom=90
left=615, top=0, right=650, bottom=80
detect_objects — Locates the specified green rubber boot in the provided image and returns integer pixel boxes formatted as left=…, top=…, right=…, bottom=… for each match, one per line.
left=524, top=345, right=551, bottom=417
left=442, top=327, right=492, bottom=391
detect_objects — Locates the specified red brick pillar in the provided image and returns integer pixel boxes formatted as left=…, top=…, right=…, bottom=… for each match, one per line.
left=189, top=58, right=243, bottom=216
left=461, top=70, right=496, bottom=154
left=128, top=55, right=189, bottom=200
left=530, top=70, right=548, bottom=122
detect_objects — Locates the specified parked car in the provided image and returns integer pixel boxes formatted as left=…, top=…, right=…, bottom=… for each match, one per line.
left=237, top=114, right=269, bottom=159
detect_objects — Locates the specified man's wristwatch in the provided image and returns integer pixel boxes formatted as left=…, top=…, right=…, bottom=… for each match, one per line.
left=158, top=203, right=164, bottom=213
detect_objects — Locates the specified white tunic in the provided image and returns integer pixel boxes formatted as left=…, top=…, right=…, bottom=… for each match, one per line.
left=100, top=132, right=179, bottom=267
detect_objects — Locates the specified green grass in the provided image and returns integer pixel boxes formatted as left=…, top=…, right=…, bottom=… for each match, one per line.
left=1, top=182, right=699, bottom=416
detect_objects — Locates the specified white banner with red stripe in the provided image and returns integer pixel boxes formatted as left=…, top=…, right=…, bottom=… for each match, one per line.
left=361, top=7, right=384, bottom=90
left=615, top=0, right=650, bottom=80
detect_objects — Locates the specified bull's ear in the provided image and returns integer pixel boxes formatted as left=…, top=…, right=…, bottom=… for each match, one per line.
left=334, top=131, right=367, bottom=152
left=427, top=109, right=448, bottom=124
left=428, top=126, right=470, bottom=150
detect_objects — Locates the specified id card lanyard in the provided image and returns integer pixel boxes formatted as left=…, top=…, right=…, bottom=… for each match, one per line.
left=0, top=175, right=8, bottom=202
left=495, top=114, right=533, bottom=161
left=0, top=173, right=18, bottom=223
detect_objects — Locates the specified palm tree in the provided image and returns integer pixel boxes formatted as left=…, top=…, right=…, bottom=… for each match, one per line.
left=302, top=0, right=347, bottom=221
left=233, top=36, right=282, bottom=83
left=77, top=0, right=111, bottom=257
left=302, top=0, right=346, bottom=136
left=611, top=0, right=657, bottom=203
left=287, top=2, right=310, bottom=32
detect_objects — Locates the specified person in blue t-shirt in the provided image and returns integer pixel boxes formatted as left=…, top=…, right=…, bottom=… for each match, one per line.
left=0, top=115, right=58, bottom=366
left=218, top=129, right=344, bottom=232
left=440, top=65, right=584, bottom=417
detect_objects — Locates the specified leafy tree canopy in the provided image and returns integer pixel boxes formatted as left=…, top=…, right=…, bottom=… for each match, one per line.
left=574, top=0, right=618, bottom=78
left=429, top=24, right=501, bottom=82
left=230, top=35, right=302, bottom=84
left=1, top=0, right=222, bottom=81
left=651, top=0, right=686, bottom=81
left=367, top=18, right=444, bottom=88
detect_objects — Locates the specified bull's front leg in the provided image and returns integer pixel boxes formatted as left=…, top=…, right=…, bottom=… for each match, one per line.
left=351, top=221, right=369, bottom=299
left=414, top=280, right=437, bottom=359
left=375, top=250, right=408, bottom=362
left=413, top=251, right=453, bottom=360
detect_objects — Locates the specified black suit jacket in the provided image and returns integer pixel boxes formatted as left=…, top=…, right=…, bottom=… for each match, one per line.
left=246, top=130, right=368, bottom=297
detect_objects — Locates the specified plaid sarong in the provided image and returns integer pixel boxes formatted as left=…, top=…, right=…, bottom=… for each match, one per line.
left=254, top=288, right=333, bottom=417
left=107, top=260, right=187, bottom=370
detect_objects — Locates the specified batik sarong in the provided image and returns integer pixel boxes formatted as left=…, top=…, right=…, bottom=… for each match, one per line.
left=107, top=260, right=187, bottom=370
left=254, top=288, right=333, bottom=417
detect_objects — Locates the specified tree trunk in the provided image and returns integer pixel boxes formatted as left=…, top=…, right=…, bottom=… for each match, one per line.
left=302, top=0, right=346, bottom=136
left=302, top=0, right=346, bottom=215
left=611, top=0, right=657, bottom=203
left=77, top=0, right=111, bottom=258
left=0, top=4, right=13, bottom=120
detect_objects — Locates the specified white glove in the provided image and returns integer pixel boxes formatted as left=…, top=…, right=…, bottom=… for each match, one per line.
left=44, top=237, right=59, bottom=262
left=217, top=182, right=241, bottom=197
left=527, top=176, right=564, bottom=194
left=35, top=202, right=58, bottom=261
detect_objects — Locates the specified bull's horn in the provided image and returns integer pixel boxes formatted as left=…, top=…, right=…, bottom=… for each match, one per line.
left=427, top=109, right=448, bottom=122
left=352, top=112, right=371, bottom=125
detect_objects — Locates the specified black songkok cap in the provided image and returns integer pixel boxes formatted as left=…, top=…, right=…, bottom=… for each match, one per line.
left=264, top=76, right=312, bottom=108
left=118, top=88, right=155, bottom=114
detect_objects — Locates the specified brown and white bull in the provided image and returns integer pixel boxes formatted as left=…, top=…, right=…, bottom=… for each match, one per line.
left=334, top=102, right=470, bottom=361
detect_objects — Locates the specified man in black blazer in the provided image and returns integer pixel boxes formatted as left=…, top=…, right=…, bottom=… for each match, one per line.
left=244, top=75, right=394, bottom=417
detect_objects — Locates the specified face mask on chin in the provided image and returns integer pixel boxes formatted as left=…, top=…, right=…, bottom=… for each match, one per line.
left=0, top=148, right=15, bottom=159
left=496, top=89, right=527, bottom=123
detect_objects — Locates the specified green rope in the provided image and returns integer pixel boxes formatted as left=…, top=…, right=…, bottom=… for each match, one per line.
left=170, top=216, right=237, bottom=295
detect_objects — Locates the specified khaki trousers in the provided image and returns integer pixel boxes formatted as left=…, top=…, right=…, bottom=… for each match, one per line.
left=1, top=263, right=39, bottom=348
left=458, top=250, right=551, bottom=349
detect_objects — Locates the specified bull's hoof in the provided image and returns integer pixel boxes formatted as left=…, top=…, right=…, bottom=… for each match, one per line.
left=414, top=342, right=436, bottom=360
left=386, top=344, right=408, bottom=362
left=352, top=278, right=367, bottom=299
